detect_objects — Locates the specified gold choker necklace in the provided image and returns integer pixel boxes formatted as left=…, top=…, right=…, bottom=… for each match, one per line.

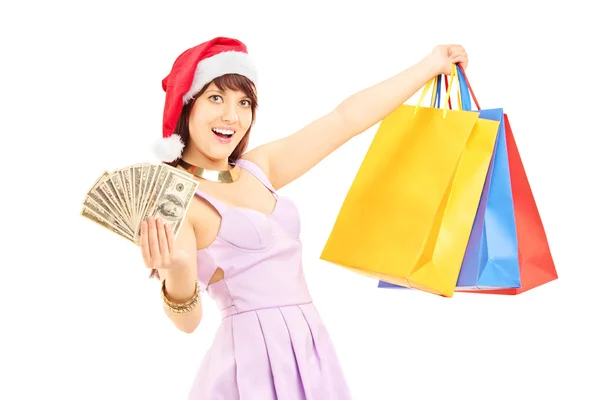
left=177, top=159, right=240, bottom=183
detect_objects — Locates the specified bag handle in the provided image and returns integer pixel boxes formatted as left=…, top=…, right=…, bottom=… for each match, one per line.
left=455, top=64, right=481, bottom=111
left=430, top=75, right=440, bottom=108
left=429, top=75, right=457, bottom=109
left=432, top=63, right=481, bottom=111
left=442, top=74, right=462, bottom=110
left=429, top=64, right=462, bottom=111
left=414, top=63, right=457, bottom=118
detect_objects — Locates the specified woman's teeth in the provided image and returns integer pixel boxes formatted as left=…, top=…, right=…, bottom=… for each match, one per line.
left=212, top=128, right=234, bottom=137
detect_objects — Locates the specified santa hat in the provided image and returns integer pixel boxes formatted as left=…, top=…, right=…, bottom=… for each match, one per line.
left=153, top=37, right=258, bottom=162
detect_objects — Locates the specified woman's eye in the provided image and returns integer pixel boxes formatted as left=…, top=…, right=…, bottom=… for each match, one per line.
left=240, top=100, right=251, bottom=107
left=209, top=95, right=223, bottom=102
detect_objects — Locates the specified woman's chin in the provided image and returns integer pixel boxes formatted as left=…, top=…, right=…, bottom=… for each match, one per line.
left=204, top=146, right=236, bottom=163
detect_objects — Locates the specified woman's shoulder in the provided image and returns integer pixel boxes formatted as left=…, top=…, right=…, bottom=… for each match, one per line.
left=240, top=149, right=271, bottom=177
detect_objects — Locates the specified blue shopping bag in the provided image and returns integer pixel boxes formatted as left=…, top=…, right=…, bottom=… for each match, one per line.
left=453, top=65, right=521, bottom=289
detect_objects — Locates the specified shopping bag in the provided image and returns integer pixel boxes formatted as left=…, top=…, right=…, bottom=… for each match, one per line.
left=461, top=113, right=558, bottom=294
left=376, top=75, right=452, bottom=291
left=321, top=65, right=500, bottom=297
left=452, top=64, right=522, bottom=290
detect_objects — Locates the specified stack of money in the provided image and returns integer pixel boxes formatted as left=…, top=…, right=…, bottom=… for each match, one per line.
left=80, top=162, right=199, bottom=245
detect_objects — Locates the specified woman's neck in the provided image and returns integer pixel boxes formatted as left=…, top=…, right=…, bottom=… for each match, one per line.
left=180, top=150, right=232, bottom=171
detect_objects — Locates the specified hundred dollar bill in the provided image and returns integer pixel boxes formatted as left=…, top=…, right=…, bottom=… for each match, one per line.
left=137, top=164, right=150, bottom=221
left=131, top=163, right=144, bottom=227
left=137, top=163, right=159, bottom=230
left=94, top=176, right=131, bottom=230
left=123, top=162, right=146, bottom=230
left=138, top=164, right=168, bottom=232
left=83, top=194, right=134, bottom=236
left=137, top=165, right=198, bottom=243
left=84, top=171, right=129, bottom=230
left=117, top=167, right=134, bottom=223
left=109, top=170, right=130, bottom=222
left=81, top=206, right=134, bottom=243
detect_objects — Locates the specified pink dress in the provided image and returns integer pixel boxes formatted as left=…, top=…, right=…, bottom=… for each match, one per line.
left=187, top=159, right=353, bottom=399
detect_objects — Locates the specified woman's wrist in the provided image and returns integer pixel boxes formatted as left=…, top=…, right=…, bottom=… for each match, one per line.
left=163, top=263, right=198, bottom=303
left=420, top=54, right=444, bottom=78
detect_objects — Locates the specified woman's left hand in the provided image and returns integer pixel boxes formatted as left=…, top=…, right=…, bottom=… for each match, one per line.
left=428, top=44, right=469, bottom=75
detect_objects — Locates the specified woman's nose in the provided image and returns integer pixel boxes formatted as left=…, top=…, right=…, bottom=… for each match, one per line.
left=221, top=105, right=238, bottom=123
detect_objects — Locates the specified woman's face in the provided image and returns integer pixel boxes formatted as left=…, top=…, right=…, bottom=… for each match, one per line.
left=187, top=82, right=254, bottom=163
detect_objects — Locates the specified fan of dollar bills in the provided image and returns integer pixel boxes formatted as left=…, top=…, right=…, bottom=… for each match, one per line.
left=80, top=162, right=199, bottom=245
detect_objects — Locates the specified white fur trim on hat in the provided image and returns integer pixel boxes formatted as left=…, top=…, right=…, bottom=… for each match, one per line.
left=183, top=50, right=257, bottom=104
left=153, top=133, right=185, bottom=162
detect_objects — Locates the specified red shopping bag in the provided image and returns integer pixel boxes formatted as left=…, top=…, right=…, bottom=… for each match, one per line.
left=466, top=115, right=558, bottom=294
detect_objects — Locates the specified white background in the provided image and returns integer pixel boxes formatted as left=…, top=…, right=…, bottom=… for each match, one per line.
left=1, top=1, right=599, bottom=399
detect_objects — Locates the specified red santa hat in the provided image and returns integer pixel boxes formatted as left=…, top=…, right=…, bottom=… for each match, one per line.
left=153, top=37, right=258, bottom=162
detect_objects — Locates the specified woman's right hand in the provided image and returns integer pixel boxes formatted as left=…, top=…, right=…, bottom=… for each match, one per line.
left=140, top=216, right=194, bottom=272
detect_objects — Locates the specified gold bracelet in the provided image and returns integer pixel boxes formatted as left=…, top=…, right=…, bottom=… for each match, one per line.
left=161, top=279, right=200, bottom=314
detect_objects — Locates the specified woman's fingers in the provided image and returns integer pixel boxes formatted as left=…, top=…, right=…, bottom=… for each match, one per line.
left=449, top=46, right=468, bottom=69
left=147, top=217, right=162, bottom=269
left=141, top=217, right=179, bottom=270
left=165, top=220, right=175, bottom=254
left=140, top=219, right=152, bottom=268
left=156, top=218, right=171, bottom=265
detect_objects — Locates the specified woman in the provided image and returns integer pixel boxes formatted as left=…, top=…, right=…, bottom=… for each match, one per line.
left=140, top=36, right=468, bottom=399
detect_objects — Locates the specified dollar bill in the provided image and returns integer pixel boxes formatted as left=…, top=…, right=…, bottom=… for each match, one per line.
left=99, top=191, right=128, bottom=228
left=132, top=164, right=143, bottom=227
left=81, top=162, right=198, bottom=246
left=117, top=167, right=133, bottom=222
left=140, top=166, right=199, bottom=242
left=137, top=164, right=159, bottom=231
left=81, top=207, right=134, bottom=243
left=88, top=172, right=130, bottom=230
left=83, top=194, right=134, bottom=236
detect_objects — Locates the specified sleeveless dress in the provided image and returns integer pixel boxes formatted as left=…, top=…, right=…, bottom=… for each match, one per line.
left=187, top=159, right=353, bottom=400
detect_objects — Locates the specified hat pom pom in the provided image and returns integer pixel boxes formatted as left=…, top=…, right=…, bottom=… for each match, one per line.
left=153, top=134, right=185, bottom=162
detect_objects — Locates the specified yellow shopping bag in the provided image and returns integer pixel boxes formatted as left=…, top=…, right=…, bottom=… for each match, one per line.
left=320, top=65, right=499, bottom=297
